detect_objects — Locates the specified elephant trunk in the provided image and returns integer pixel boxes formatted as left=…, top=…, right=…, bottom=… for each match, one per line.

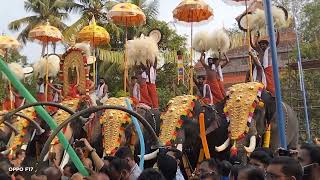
left=215, top=137, right=230, bottom=152
left=244, top=136, right=257, bottom=153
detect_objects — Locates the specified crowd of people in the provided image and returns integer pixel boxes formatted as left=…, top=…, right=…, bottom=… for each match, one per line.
left=0, top=139, right=319, bottom=180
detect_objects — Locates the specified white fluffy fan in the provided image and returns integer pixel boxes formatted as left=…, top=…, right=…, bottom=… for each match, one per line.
left=127, top=35, right=159, bottom=67
left=74, top=42, right=91, bottom=57
left=33, top=55, right=60, bottom=78
left=192, top=30, right=210, bottom=52
left=209, top=29, right=231, bottom=53
left=2, top=63, right=25, bottom=81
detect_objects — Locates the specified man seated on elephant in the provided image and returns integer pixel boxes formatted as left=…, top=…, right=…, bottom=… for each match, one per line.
left=249, top=31, right=280, bottom=96
left=146, top=58, right=159, bottom=109
left=130, top=76, right=140, bottom=106
left=194, top=75, right=213, bottom=105
left=199, top=52, right=225, bottom=104
left=136, top=64, right=153, bottom=108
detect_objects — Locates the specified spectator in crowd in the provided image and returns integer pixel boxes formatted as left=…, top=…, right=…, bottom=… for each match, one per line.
left=218, top=160, right=232, bottom=180
left=42, top=166, right=62, bottom=180
left=229, top=164, right=244, bottom=180
left=71, top=173, right=84, bottom=180
left=237, top=166, right=265, bottom=180
left=81, top=138, right=105, bottom=172
left=63, top=162, right=78, bottom=178
left=157, top=152, right=178, bottom=180
left=266, top=156, right=303, bottom=180
left=197, top=159, right=220, bottom=180
left=75, top=147, right=93, bottom=170
left=115, top=146, right=141, bottom=180
left=107, top=158, right=131, bottom=180
left=137, top=168, right=166, bottom=180
left=10, top=149, right=26, bottom=167
left=166, top=149, right=185, bottom=180
left=248, top=149, right=272, bottom=171
left=298, top=143, right=320, bottom=180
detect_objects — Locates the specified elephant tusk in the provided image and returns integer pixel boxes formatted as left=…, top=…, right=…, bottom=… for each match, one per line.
left=0, top=149, right=10, bottom=155
left=138, top=149, right=159, bottom=161
left=244, top=136, right=256, bottom=153
left=215, top=138, right=230, bottom=152
left=177, top=144, right=183, bottom=152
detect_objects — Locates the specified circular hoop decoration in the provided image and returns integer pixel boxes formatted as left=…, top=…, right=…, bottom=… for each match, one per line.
left=149, top=29, right=162, bottom=43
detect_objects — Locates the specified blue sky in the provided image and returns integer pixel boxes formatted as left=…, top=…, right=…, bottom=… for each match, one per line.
left=0, top=0, right=245, bottom=63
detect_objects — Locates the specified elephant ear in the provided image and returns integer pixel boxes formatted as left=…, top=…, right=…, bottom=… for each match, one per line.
left=224, top=82, right=265, bottom=141
left=160, top=95, right=196, bottom=146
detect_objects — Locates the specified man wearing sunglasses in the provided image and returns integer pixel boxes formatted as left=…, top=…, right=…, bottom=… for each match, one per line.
left=297, top=143, right=320, bottom=180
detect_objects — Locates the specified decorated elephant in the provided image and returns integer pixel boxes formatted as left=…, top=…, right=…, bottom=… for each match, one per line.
left=99, top=95, right=229, bottom=172
left=0, top=108, right=44, bottom=158
left=215, top=82, right=299, bottom=163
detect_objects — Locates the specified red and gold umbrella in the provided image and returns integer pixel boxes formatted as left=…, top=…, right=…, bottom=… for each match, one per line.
left=78, top=17, right=110, bottom=85
left=29, top=21, right=63, bottom=101
left=173, top=0, right=213, bottom=95
left=0, top=35, right=21, bottom=109
left=29, top=22, right=63, bottom=43
left=0, top=35, right=21, bottom=51
left=109, top=2, right=146, bottom=92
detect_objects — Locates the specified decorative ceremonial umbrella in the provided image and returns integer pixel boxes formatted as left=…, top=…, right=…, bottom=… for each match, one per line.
left=29, top=21, right=63, bottom=101
left=109, top=2, right=146, bottom=92
left=0, top=35, right=21, bottom=109
left=78, top=17, right=110, bottom=85
left=0, top=35, right=21, bottom=52
left=173, top=0, right=213, bottom=95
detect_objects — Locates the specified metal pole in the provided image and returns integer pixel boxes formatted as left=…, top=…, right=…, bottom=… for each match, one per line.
left=0, top=58, right=89, bottom=176
left=263, top=0, right=287, bottom=149
left=293, top=15, right=311, bottom=142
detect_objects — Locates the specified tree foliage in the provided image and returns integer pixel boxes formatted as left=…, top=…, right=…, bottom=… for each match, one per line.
left=8, top=0, right=74, bottom=44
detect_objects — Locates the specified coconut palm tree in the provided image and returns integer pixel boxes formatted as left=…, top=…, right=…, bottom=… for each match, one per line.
left=8, top=0, right=74, bottom=44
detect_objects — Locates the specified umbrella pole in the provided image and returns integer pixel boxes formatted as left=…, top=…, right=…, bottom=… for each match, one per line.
left=124, top=24, right=128, bottom=92
left=45, top=41, right=49, bottom=102
left=5, top=49, right=13, bottom=109
left=189, top=22, right=193, bottom=95
left=245, top=0, right=253, bottom=82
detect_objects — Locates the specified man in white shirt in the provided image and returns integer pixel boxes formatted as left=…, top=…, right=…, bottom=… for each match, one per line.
left=115, top=146, right=141, bottom=180
left=96, top=78, right=108, bottom=104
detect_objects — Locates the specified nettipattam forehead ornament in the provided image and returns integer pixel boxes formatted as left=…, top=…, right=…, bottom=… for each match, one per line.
left=224, top=82, right=264, bottom=140
left=101, top=97, right=132, bottom=155
left=159, top=95, right=196, bottom=146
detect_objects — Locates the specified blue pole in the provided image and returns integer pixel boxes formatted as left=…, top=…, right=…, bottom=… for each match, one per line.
left=293, top=15, right=312, bottom=143
left=263, top=0, right=287, bottom=149
left=125, top=99, right=145, bottom=169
